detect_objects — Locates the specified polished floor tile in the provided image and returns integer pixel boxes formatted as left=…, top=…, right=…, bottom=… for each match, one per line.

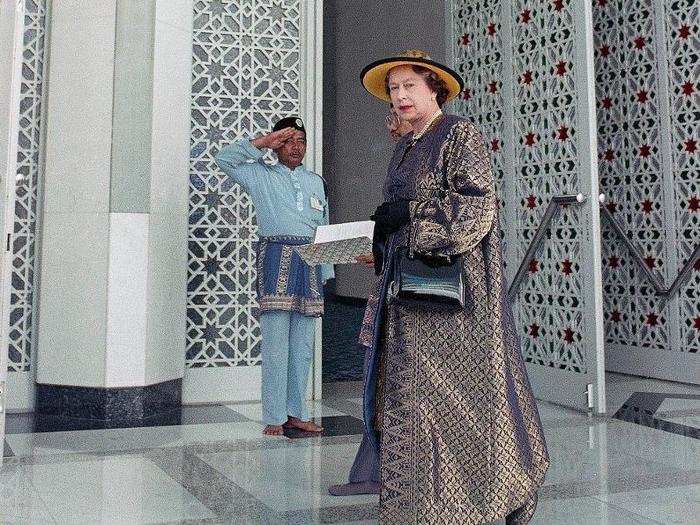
left=3, top=438, right=13, bottom=458
left=605, top=419, right=700, bottom=472
left=666, top=414, right=700, bottom=428
left=3, top=456, right=215, bottom=524
left=225, top=399, right=347, bottom=422
left=0, top=464, right=57, bottom=524
left=606, top=377, right=700, bottom=415
left=322, top=397, right=365, bottom=420
left=196, top=442, right=378, bottom=513
left=542, top=419, right=700, bottom=492
left=657, top=397, right=700, bottom=415
left=531, top=495, right=661, bottom=524
left=284, top=415, right=364, bottom=439
left=595, top=484, right=700, bottom=524
left=1, top=374, right=698, bottom=524
left=5, top=421, right=266, bottom=456
left=614, top=392, right=700, bottom=439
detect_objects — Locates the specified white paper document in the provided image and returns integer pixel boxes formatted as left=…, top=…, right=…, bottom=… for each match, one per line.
left=294, top=220, right=374, bottom=265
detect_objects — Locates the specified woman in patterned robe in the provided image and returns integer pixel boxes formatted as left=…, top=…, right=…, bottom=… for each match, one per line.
left=355, top=50, right=550, bottom=524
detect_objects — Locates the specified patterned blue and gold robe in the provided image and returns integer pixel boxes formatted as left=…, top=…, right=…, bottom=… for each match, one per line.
left=359, top=114, right=549, bottom=524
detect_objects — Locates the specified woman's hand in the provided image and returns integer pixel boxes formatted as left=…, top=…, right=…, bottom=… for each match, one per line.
left=356, top=254, right=374, bottom=268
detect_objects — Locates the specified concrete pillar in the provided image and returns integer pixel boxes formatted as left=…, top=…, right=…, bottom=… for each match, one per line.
left=35, top=0, right=192, bottom=421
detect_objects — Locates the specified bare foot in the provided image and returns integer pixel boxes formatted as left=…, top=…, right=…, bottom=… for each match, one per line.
left=285, top=416, right=324, bottom=432
left=263, top=424, right=284, bottom=436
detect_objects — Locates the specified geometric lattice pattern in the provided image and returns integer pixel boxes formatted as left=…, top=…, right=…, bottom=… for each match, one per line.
left=187, top=0, right=301, bottom=368
left=7, top=0, right=48, bottom=372
left=450, top=0, right=510, bottom=257
left=666, top=0, right=700, bottom=354
left=451, top=0, right=593, bottom=373
left=594, top=0, right=699, bottom=354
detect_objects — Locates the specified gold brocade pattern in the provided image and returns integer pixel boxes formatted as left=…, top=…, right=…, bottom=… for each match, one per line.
left=376, top=117, right=549, bottom=524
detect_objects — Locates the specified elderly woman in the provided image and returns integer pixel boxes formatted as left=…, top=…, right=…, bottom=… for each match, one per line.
left=332, top=50, right=549, bottom=524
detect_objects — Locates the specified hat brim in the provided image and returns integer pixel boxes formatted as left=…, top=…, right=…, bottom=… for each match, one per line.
left=360, top=56, right=464, bottom=103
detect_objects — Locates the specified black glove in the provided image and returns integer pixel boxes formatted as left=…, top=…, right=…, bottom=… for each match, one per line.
left=371, top=200, right=411, bottom=235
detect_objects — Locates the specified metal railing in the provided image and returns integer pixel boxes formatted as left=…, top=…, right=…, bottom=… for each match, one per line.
left=507, top=194, right=585, bottom=301
left=599, top=203, right=700, bottom=307
left=507, top=193, right=700, bottom=307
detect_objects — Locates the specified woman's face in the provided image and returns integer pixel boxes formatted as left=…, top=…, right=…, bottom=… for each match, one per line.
left=387, top=65, right=437, bottom=125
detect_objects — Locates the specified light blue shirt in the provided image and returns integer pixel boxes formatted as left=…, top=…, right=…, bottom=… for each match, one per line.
left=216, top=139, right=334, bottom=283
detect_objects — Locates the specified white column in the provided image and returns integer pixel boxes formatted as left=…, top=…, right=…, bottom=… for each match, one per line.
left=36, top=0, right=191, bottom=398
left=0, top=0, right=26, bottom=461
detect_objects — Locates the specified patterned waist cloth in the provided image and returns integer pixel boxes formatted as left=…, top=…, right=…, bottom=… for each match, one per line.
left=256, top=235, right=324, bottom=317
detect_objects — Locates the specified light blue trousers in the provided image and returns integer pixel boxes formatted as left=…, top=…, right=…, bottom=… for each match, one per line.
left=260, top=311, right=316, bottom=425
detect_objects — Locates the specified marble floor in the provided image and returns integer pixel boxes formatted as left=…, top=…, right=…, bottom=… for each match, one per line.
left=1, top=373, right=698, bottom=524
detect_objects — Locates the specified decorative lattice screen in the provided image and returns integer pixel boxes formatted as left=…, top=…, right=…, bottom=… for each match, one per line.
left=187, top=0, right=302, bottom=368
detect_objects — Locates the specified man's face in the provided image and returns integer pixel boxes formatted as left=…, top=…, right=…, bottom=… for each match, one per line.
left=274, top=128, right=306, bottom=169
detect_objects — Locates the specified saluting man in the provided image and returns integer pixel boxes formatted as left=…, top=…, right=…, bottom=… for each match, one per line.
left=216, top=117, right=333, bottom=436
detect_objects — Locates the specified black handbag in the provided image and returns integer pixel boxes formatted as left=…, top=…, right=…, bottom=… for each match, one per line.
left=387, top=246, right=466, bottom=308
left=384, top=135, right=467, bottom=309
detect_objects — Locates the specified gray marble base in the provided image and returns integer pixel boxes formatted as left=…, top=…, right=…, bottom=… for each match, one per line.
left=36, top=379, right=182, bottom=421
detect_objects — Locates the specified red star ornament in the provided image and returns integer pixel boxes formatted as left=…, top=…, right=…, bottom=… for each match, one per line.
left=561, top=259, right=573, bottom=275
left=528, top=259, right=539, bottom=273
left=563, top=328, right=575, bottom=344
left=688, top=196, right=699, bottom=212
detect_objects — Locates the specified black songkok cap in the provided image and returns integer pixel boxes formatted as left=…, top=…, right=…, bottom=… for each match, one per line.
left=272, top=116, right=305, bottom=133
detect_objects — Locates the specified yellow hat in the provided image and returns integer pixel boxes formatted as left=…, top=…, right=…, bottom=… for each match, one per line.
left=360, top=50, right=464, bottom=103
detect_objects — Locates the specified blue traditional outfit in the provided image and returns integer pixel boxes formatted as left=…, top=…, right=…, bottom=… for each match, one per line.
left=216, top=138, right=333, bottom=426
left=339, top=50, right=550, bottom=524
